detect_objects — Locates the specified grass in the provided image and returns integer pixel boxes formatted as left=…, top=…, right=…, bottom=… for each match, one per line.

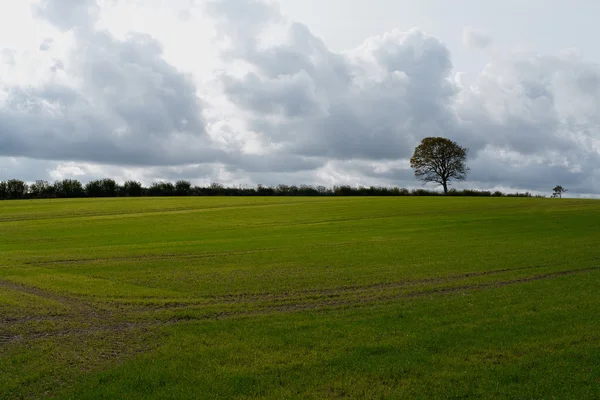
left=0, top=196, right=599, bottom=399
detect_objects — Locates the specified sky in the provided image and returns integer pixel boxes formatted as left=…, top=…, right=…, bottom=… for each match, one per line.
left=1, top=0, right=599, bottom=196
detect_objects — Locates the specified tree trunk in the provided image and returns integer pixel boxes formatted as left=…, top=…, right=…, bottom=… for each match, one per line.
left=442, top=181, right=448, bottom=195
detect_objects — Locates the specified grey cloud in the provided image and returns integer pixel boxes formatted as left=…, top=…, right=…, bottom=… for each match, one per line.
left=206, top=0, right=278, bottom=28
left=34, top=0, right=100, bottom=31
left=76, top=31, right=205, bottom=136
left=227, top=153, right=324, bottom=173
left=0, top=157, right=58, bottom=182
left=222, top=71, right=323, bottom=118
left=462, top=27, right=492, bottom=49
left=330, top=160, right=416, bottom=184
left=39, top=38, right=54, bottom=51
left=50, top=59, right=65, bottom=72
left=467, top=154, right=592, bottom=193
left=249, top=22, right=351, bottom=86
left=212, top=167, right=332, bottom=188
left=1, top=2, right=217, bottom=167
left=212, top=5, right=463, bottom=161
left=455, top=54, right=600, bottom=157
left=206, top=0, right=280, bottom=51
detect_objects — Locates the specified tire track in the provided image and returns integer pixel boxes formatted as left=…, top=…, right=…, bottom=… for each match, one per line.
left=136, top=266, right=600, bottom=324
left=124, top=264, right=572, bottom=311
left=2, top=266, right=596, bottom=345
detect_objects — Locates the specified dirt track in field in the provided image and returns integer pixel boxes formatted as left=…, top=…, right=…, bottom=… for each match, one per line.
left=2, top=266, right=597, bottom=347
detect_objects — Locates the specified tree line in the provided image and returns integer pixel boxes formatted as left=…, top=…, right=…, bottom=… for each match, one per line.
left=0, top=137, right=566, bottom=200
left=0, top=178, right=539, bottom=200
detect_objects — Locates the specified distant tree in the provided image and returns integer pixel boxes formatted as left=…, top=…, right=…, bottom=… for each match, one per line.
left=333, top=185, right=353, bottom=196
left=209, top=182, right=226, bottom=196
left=175, top=180, right=192, bottom=196
left=410, top=137, right=469, bottom=195
left=5, top=179, right=28, bottom=199
left=316, top=185, right=330, bottom=195
left=0, top=181, right=7, bottom=200
left=85, top=179, right=118, bottom=197
left=85, top=180, right=103, bottom=197
left=552, top=185, right=568, bottom=198
left=123, top=180, right=143, bottom=197
left=0, top=179, right=555, bottom=200
left=276, top=184, right=290, bottom=195
left=100, top=179, right=118, bottom=197
left=149, top=182, right=175, bottom=196
left=53, top=179, right=84, bottom=198
left=299, top=185, right=320, bottom=196
left=29, top=180, right=54, bottom=198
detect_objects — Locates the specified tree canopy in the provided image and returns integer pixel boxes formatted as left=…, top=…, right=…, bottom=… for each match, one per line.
left=552, top=185, right=568, bottom=198
left=410, top=137, right=469, bottom=195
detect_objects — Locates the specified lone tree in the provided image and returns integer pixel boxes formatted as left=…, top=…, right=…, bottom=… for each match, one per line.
left=552, top=185, right=568, bottom=198
left=410, top=137, right=469, bottom=195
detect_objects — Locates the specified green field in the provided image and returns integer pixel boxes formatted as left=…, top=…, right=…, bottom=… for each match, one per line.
left=1, top=197, right=599, bottom=399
